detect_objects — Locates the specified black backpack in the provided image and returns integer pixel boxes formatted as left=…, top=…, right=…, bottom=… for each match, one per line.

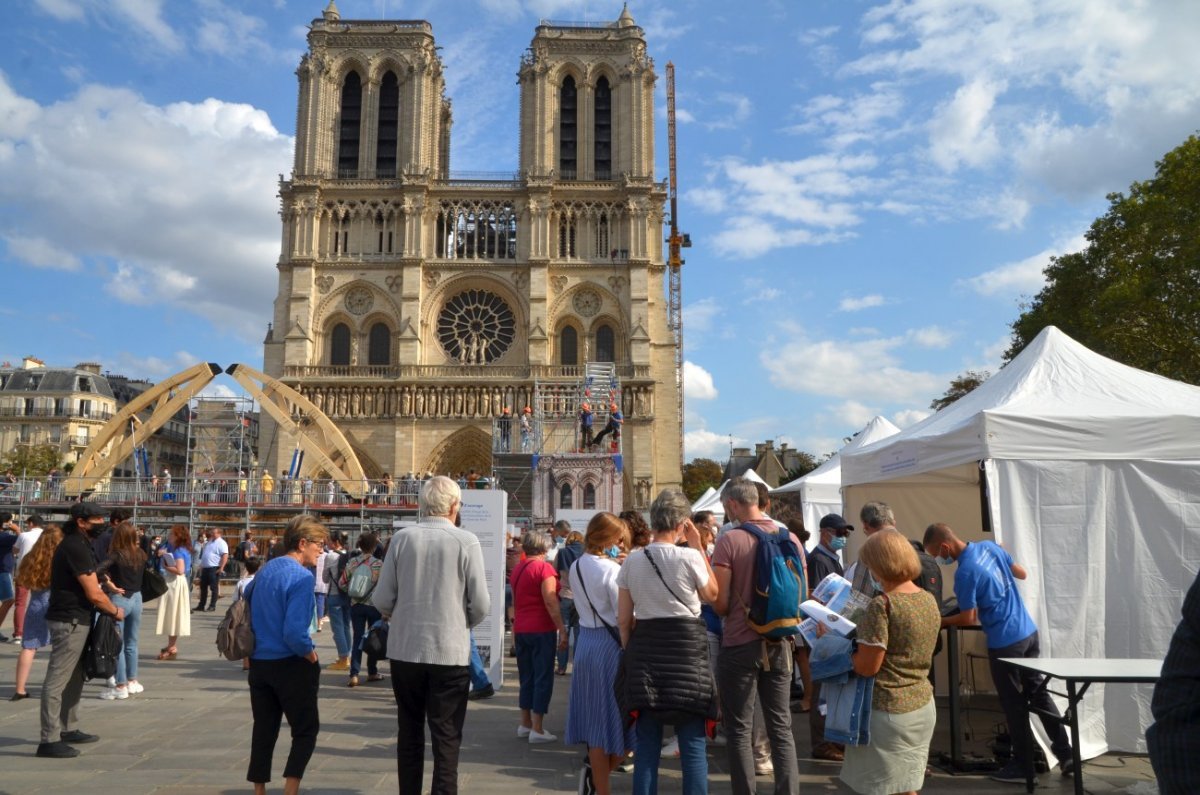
left=908, top=539, right=944, bottom=612
left=84, top=613, right=122, bottom=681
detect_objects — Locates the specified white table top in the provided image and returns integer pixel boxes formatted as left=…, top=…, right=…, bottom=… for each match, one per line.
left=998, top=657, right=1162, bottom=682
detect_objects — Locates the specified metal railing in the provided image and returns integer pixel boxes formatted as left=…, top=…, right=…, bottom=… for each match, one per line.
left=0, top=407, right=114, bottom=421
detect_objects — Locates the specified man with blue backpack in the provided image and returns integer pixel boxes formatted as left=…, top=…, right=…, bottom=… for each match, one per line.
left=712, top=477, right=806, bottom=795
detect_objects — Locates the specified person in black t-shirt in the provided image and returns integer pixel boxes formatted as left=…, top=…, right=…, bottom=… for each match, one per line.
left=37, top=502, right=124, bottom=759
left=805, top=513, right=855, bottom=763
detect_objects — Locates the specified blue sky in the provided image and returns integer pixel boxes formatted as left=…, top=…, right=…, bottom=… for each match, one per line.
left=3, top=0, right=1198, bottom=465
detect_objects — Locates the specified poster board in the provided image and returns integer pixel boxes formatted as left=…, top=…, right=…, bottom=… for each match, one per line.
left=457, top=489, right=508, bottom=688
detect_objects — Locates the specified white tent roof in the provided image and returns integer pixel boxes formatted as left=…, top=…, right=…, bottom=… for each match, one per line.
left=843, top=326, right=1200, bottom=485
left=690, top=486, right=716, bottom=512
left=773, top=415, right=901, bottom=495
left=691, top=468, right=768, bottom=518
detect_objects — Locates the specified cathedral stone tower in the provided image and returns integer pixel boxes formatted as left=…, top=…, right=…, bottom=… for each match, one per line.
left=263, top=3, right=680, bottom=510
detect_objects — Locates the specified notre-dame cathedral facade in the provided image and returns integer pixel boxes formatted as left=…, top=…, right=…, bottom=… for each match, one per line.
left=262, top=3, right=681, bottom=510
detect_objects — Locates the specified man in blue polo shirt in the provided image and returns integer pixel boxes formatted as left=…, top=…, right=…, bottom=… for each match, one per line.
left=924, top=522, right=1072, bottom=784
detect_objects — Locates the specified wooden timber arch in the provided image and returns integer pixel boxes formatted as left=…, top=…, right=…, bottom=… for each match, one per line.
left=63, top=362, right=368, bottom=501
left=65, top=362, right=222, bottom=498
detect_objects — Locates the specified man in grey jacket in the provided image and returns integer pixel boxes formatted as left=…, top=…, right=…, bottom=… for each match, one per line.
left=373, top=475, right=489, bottom=795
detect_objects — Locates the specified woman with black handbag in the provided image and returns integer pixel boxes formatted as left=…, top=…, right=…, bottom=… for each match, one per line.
left=616, top=489, right=719, bottom=795
left=96, top=522, right=147, bottom=700
left=564, top=512, right=632, bottom=795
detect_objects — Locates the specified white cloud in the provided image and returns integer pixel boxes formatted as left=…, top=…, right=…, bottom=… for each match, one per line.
left=908, top=325, right=953, bottom=349
left=2, top=235, right=81, bottom=271
left=962, top=234, right=1087, bottom=297
left=800, top=25, right=839, bottom=45
left=892, top=408, right=932, bottom=427
left=683, top=297, right=721, bottom=338
left=34, top=0, right=85, bottom=21
left=834, top=400, right=877, bottom=428
left=195, top=1, right=282, bottom=61
left=37, top=0, right=185, bottom=52
left=683, top=361, right=718, bottom=401
left=760, top=333, right=944, bottom=404
left=0, top=75, right=292, bottom=340
left=743, top=288, right=781, bottom=304
left=686, top=187, right=726, bottom=214
left=839, top=294, right=885, bottom=312
left=705, top=93, right=753, bottom=130
left=684, top=428, right=737, bottom=461
left=928, top=78, right=1004, bottom=172
left=107, top=350, right=202, bottom=380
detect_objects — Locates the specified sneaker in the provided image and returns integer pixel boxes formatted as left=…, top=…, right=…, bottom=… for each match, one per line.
left=327, top=657, right=350, bottom=671
left=467, top=684, right=495, bottom=700
left=754, top=758, right=774, bottom=776
left=36, top=741, right=80, bottom=758
left=528, top=729, right=557, bottom=744
left=97, top=687, right=128, bottom=701
left=517, top=724, right=532, bottom=738
left=60, top=730, right=99, bottom=744
left=11, top=635, right=22, bottom=644
left=347, top=676, right=359, bottom=688
left=106, top=677, right=115, bottom=687
left=0, top=633, right=8, bottom=643
left=1059, top=756, right=1077, bottom=777
left=616, top=754, right=634, bottom=773
left=127, top=682, right=144, bottom=695
left=577, top=759, right=596, bottom=795
left=662, top=735, right=680, bottom=757
left=990, top=761, right=1036, bottom=784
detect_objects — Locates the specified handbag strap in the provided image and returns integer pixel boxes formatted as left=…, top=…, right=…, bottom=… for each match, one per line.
left=643, top=547, right=688, bottom=609
left=572, top=557, right=619, bottom=639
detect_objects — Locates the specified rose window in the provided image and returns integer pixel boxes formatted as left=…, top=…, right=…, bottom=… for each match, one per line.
left=437, top=290, right=516, bottom=364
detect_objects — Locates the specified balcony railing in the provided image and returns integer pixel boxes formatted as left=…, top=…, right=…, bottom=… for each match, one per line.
left=0, top=407, right=114, bottom=421
left=280, top=363, right=650, bottom=380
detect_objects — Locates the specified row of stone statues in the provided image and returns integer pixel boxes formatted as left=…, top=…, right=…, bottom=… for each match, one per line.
left=299, top=383, right=653, bottom=420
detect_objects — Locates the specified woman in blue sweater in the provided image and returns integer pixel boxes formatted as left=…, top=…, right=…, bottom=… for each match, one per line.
left=246, top=515, right=328, bottom=795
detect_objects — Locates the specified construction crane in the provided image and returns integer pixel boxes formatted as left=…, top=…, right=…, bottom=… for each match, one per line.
left=665, top=62, right=690, bottom=472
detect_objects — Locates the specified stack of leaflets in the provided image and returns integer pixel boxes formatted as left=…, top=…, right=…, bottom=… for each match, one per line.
left=798, top=573, right=873, bottom=645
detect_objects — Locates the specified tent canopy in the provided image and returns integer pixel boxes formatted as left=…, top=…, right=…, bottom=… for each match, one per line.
left=840, top=326, right=1200, bottom=757
left=843, top=326, right=1200, bottom=486
left=690, top=468, right=769, bottom=523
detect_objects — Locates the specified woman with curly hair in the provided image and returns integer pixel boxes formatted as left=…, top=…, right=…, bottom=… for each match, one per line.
left=11, top=525, right=64, bottom=700
left=619, top=510, right=651, bottom=550
left=154, top=524, right=192, bottom=660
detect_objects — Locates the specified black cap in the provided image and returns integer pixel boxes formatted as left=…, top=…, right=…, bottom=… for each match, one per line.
left=69, top=501, right=107, bottom=520
left=819, top=513, right=854, bottom=531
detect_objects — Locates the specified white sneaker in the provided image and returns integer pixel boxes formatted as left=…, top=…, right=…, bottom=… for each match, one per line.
left=517, top=725, right=532, bottom=738
left=528, top=729, right=557, bottom=744
left=754, top=758, right=774, bottom=776
left=662, top=736, right=680, bottom=757
left=127, top=682, right=144, bottom=694
left=98, top=687, right=129, bottom=701
left=106, top=677, right=116, bottom=687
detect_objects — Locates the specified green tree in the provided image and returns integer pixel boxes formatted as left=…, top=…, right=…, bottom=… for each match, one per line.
left=930, top=370, right=991, bottom=411
left=0, top=444, right=63, bottom=478
left=783, top=451, right=820, bottom=483
left=1006, top=134, right=1200, bottom=383
left=682, top=457, right=723, bottom=502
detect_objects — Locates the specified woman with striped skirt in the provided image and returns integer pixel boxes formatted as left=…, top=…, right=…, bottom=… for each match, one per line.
left=565, top=512, right=633, bottom=795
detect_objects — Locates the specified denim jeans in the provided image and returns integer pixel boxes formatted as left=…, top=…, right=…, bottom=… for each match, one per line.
left=469, top=632, right=491, bottom=690
left=110, top=591, right=143, bottom=685
left=314, top=592, right=327, bottom=620
left=717, top=639, right=800, bottom=795
left=633, top=713, right=708, bottom=795
left=327, top=591, right=351, bottom=658
left=514, top=631, right=556, bottom=714
left=556, top=597, right=578, bottom=671
left=350, top=602, right=382, bottom=677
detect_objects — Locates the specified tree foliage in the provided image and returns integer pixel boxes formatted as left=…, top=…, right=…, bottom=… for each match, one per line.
left=930, top=370, right=991, bottom=411
left=1006, top=134, right=1200, bottom=384
left=784, top=451, right=820, bottom=483
left=0, top=444, right=63, bottom=478
left=682, top=457, right=723, bottom=502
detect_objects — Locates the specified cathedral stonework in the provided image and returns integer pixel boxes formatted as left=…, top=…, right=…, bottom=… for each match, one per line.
left=263, top=4, right=682, bottom=508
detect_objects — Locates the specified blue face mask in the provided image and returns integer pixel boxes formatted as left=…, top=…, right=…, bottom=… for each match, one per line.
left=869, top=574, right=883, bottom=593
left=604, top=545, right=621, bottom=559
left=829, top=536, right=847, bottom=551
left=556, top=536, right=565, bottom=548
left=936, top=555, right=954, bottom=567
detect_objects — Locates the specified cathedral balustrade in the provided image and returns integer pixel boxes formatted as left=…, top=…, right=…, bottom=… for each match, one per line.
left=283, top=364, right=649, bottom=380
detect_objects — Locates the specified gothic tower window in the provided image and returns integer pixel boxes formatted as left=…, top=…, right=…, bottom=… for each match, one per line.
left=594, top=76, right=611, bottom=180
left=583, top=482, right=596, bottom=509
left=559, top=326, right=578, bottom=366
left=338, top=72, right=362, bottom=177
left=558, top=215, right=577, bottom=258
left=560, top=482, right=573, bottom=509
left=376, top=71, right=399, bottom=178
left=559, top=75, right=577, bottom=178
left=594, top=213, right=609, bottom=258
left=595, top=324, right=615, bottom=363
left=368, top=322, right=391, bottom=366
left=330, top=323, right=351, bottom=366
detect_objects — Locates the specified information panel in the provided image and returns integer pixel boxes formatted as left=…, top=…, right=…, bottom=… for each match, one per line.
left=457, top=489, right=508, bottom=688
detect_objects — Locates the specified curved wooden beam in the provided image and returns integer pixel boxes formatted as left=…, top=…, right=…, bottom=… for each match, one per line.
left=224, top=363, right=367, bottom=501
left=64, top=362, right=222, bottom=497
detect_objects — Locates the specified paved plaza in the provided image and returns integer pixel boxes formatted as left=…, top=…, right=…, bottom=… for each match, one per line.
left=0, top=612, right=1158, bottom=794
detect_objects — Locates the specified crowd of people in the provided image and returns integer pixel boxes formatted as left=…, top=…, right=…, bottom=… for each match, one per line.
left=2, top=472, right=1193, bottom=795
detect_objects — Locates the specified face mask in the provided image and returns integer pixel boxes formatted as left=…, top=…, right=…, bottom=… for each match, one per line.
left=936, top=555, right=954, bottom=567
left=85, top=520, right=106, bottom=539
left=869, top=574, right=883, bottom=592
left=604, top=545, right=621, bottom=559
left=829, top=536, right=847, bottom=551
left=556, top=536, right=565, bottom=548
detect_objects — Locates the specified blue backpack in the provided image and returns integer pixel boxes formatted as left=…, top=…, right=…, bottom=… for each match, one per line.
left=738, top=523, right=807, bottom=639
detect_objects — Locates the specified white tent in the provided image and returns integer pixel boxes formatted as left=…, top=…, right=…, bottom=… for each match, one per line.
left=841, top=326, right=1200, bottom=756
left=691, top=468, right=770, bottom=524
left=772, top=415, right=901, bottom=533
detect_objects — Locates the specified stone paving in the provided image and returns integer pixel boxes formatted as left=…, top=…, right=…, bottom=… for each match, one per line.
left=0, top=611, right=1159, bottom=794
